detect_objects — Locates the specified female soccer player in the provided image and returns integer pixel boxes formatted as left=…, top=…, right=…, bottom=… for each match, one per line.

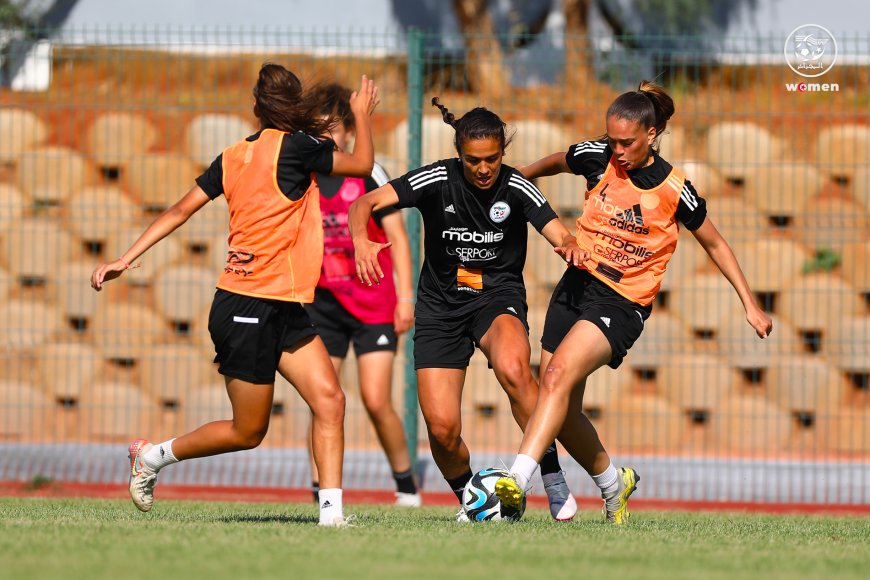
left=494, top=81, right=773, bottom=524
left=90, top=64, right=379, bottom=527
left=305, top=84, right=419, bottom=507
left=349, top=98, right=587, bottom=522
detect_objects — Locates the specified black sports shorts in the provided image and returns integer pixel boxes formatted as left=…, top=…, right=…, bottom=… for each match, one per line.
left=413, top=292, right=528, bottom=370
left=541, top=267, right=651, bottom=368
left=306, top=287, right=398, bottom=358
left=209, top=289, right=317, bottom=384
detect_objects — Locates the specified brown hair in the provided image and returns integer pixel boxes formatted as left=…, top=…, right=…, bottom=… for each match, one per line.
left=606, top=80, right=675, bottom=149
left=313, top=83, right=354, bottom=130
left=252, top=63, right=332, bottom=136
left=432, top=97, right=513, bottom=156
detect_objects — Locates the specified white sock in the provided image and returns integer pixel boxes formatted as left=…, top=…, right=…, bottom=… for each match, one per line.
left=509, top=454, right=539, bottom=490
left=592, top=463, right=619, bottom=498
left=143, top=439, right=179, bottom=472
left=318, top=488, right=344, bottom=524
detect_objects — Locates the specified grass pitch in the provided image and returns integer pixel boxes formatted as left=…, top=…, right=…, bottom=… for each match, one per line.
left=1, top=498, right=867, bottom=580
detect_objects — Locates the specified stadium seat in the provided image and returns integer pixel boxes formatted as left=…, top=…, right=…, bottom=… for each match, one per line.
left=508, top=119, right=571, bottom=167
left=778, top=273, right=865, bottom=340
left=765, top=356, right=849, bottom=417
left=65, top=185, right=142, bottom=245
left=728, top=238, right=811, bottom=299
left=659, top=230, right=713, bottom=295
left=824, top=316, right=870, bottom=374
left=0, top=266, right=13, bottom=302
left=674, top=159, right=727, bottom=198
left=153, top=265, right=217, bottom=325
left=839, top=242, right=870, bottom=297
left=709, top=394, right=793, bottom=453
left=668, top=272, right=743, bottom=337
left=1, top=217, right=74, bottom=282
left=104, top=226, right=185, bottom=286
left=814, top=124, right=870, bottom=182
left=525, top=232, right=570, bottom=290
left=851, top=166, right=870, bottom=211
left=182, top=381, right=232, bottom=433
left=582, top=363, right=633, bottom=421
left=0, top=108, right=49, bottom=164
left=139, top=344, right=216, bottom=405
left=79, top=380, right=161, bottom=442
left=628, top=311, right=695, bottom=369
left=207, top=233, right=230, bottom=275
left=386, top=115, right=458, bottom=168
left=705, top=122, right=782, bottom=182
left=185, top=114, right=256, bottom=168
left=188, top=306, right=215, bottom=358
left=89, top=303, right=172, bottom=362
left=173, top=194, right=228, bottom=249
left=534, top=172, right=584, bottom=214
left=793, top=197, right=869, bottom=251
left=704, top=195, right=770, bottom=243
left=600, top=393, right=685, bottom=452
left=85, top=112, right=158, bottom=169
left=16, top=145, right=97, bottom=205
left=656, top=353, right=742, bottom=413
left=656, top=126, right=690, bottom=162
left=816, top=409, right=870, bottom=454
left=52, top=261, right=106, bottom=328
left=0, top=299, right=64, bottom=349
left=36, top=341, right=102, bottom=403
left=716, top=312, right=802, bottom=369
left=0, top=183, right=29, bottom=231
left=742, top=164, right=826, bottom=224
left=124, top=153, right=202, bottom=211
left=0, top=380, right=52, bottom=439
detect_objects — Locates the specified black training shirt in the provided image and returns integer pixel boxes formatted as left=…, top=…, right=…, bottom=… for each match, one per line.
left=391, top=158, right=558, bottom=317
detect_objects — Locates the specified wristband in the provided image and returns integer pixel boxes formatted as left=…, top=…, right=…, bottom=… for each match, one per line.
left=118, top=257, right=132, bottom=269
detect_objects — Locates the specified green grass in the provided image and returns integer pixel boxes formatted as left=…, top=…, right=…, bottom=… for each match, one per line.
left=0, top=498, right=867, bottom=580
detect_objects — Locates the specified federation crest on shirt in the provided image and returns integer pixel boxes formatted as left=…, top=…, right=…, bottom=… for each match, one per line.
left=489, top=201, right=511, bottom=223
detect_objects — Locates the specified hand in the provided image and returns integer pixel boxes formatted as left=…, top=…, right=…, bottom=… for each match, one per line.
left=553, top=236, right=589, bottom=268
left=91, top=259, right=133, bottom=291
left=747, top=305, right=773, bottom=339
left=349, top=75, right=380, bottom=117
left=394, top=300, right=414, bottom=335
left=354, top=237, right=392, bottom=286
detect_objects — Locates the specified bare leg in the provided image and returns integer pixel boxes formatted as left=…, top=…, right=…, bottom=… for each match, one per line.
left=357, top=350, right=412, bottom=474
left=307, top=356, right=344, bottom=487
left=417, top=367, right=469, bottom=479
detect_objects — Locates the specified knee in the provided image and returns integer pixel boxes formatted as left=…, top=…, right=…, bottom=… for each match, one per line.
left=311, top=382, right=346, bottom=424
left=494, top=357, right=534, bottom=396
left=362, top=394, right=394, bottom=422
left=235, top=422, right=269, bottom=450
left=426, top=417, right=461, bottom=451
left=540, top=362, right=571, bottom=397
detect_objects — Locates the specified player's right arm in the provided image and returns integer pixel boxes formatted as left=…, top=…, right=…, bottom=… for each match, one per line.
left=91, top=185, right=210, bottom=290
left=349, top=183, right=399, bottom=286
left=330, top=75, right=379, bottom=177
left=518, top=151, right=570, bottom=179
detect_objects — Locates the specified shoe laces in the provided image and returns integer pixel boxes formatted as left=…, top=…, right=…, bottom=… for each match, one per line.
left=134, top=473, right=157, bottom=494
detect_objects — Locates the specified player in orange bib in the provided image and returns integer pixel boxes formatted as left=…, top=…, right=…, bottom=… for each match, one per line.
left=349, top=98, right=591, bottom=522
left=494, top=81, right=773, bottom=523
left=90, top=64, right=379, bottom=527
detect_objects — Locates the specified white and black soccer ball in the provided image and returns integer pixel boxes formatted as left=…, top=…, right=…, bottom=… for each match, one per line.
left=462, top=467, right=526, bottom=522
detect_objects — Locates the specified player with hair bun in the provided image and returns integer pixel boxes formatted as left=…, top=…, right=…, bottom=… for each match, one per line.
left=349, top=97, right=588, bottom=522
left=91, top=64, right=379, bottom=527
left=495, top=80, right=773, bottom=523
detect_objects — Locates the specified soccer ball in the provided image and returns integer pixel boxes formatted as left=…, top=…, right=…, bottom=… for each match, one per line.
left=462, top=467, right=526, bottom=522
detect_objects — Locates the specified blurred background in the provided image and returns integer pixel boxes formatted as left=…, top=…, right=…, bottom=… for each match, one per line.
left=0, top=0, right=867, bottom=506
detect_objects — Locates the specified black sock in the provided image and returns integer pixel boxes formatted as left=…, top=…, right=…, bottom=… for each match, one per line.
left=311, top=481, right=320, bottom=503
left=446, top=470, right=473, bottom=503
left=393, top=469, right=418, bottom=494
left=539, top=444, right=562, bottom=476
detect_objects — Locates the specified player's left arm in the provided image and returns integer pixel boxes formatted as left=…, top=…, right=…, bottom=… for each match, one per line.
left=380, top=210, right=415, bottom=334
left=540, top=218, right=588, bottom=268
left=691, top=217, right=772, bottom=338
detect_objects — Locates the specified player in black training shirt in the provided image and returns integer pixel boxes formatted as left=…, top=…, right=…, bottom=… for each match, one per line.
left=495, top=81, right=773, bottom=524
left=348, top=98, right=589, bottom=522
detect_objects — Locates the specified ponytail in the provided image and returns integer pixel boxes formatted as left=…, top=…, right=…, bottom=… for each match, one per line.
left=252, top=62, right=332, bottom=136
left=606, top=80, right=675, bottom=148
left=431, top=96, right=512, bottom=155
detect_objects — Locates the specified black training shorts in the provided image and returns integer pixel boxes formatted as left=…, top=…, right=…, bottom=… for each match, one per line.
left=413, top=292, right=528, bottom=369
left=541, top=267, right=651, bottom=368
left=306, top=287, right=398, bottom=358
left=208, top=289, right=318, bottom=384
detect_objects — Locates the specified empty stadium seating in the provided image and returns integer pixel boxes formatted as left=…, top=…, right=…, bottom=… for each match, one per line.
left=0, top=299, right=64, bottom=350
left=36, top=341, right=102, bottom=403
left=65, top=185, right=142, bottom=245
left=704, top=195, right=770, bottom=243
left=765, top=356, right=849, bottom=416
left=0, top=183, right=28, bottom=231
left=104, top=226, right=186, bottom=286
left=182, top=381, right=233, bottom=432
left=89, top=302, right=172, bottom=362
left=85, top=112, right=159, bottom=170
left=709, top=394, right=793, bottom=453
left=839, top=242, right=870, bottom=297
left=16, top=146, right=97, bottom=205
left=124, top=153, right=202, bottom=211
left=778, top=273, right=865, bottom=347
left=793, top=196, right=870, bottom=251
left=656, top=353, right=743, bottom=414
left=79, top=380, right=161, bottom=441
left=705, top=122, right=781, bottom=183
left=715, top=313, right=802, bottom=369
left=0, top=380, right=52, bottom=439
left=185, top=114, right=256, bottom=168
left=0, top=108, right=49, bottom=164
left=138, top=343, right=216, bottom=405
left=668, top=272, right=744, bottom=338
left=815, top=124, right=870, bottom=182
left=1, top=217, right=74, bottom=283
left=824, top=316, right=870, bottom=374
left=153, top=265, right=217, bottom=325
left=600, top=393, right=685, bottom=452
left=742, top=164, right=826, bottom=224
left=628, top=311, right=695, bottom=369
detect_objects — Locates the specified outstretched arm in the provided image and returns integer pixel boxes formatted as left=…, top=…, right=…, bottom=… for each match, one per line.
left=540, top=217, right=588, bottom=268
left=331, top=75, right=380, bottom=177
left=349, top=183, right=401, bottom=286
left=91, top=186, right=211, bottom=290
left=691, top=217, right=772, bottom=338
left=380, top=210, right=415, bottom=334
left=518, top=151, right=571, bottom=179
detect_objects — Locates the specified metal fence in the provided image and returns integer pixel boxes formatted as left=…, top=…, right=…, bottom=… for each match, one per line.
left=0, top=27, right=867, bottom=504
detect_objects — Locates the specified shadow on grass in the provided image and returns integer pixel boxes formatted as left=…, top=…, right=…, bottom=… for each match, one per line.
left=220, top=514, right=318, bottom=525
